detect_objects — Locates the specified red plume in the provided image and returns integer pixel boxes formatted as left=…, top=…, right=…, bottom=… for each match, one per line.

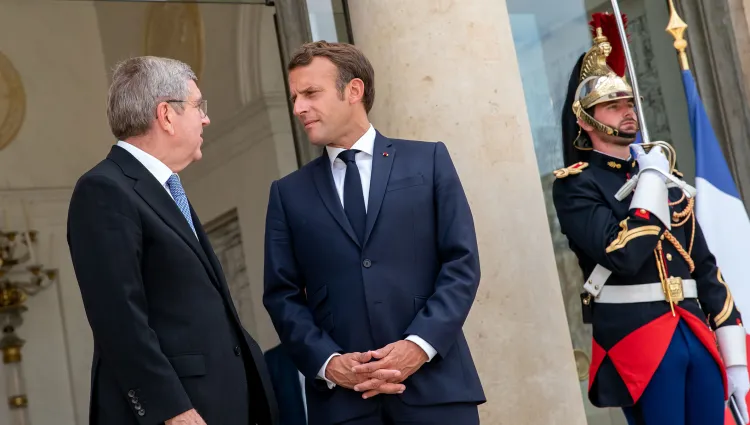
left=589, top=12, right=629, bottom=77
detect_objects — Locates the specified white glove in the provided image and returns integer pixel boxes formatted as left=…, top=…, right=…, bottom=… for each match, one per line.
left=728, top=365, right=750, bottom=424
left=628, top=144, right=671, bottom=228
left=630, top=144, right=670, bottom=182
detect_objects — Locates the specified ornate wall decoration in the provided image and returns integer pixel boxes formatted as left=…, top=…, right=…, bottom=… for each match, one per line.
left=143, top=3, right=205, bottom=81
left=0, top=51, right=26, bottom=151
left=628, top=14, right=671, bottom=143
left=205, top=209, right=256, bottom=334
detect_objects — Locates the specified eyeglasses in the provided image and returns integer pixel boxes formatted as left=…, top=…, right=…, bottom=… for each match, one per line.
left=165, top=99, right=208, bottom=118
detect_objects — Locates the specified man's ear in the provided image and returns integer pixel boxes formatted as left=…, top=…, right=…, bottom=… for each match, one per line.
left=347, top=78, right=365, bottom=105
left=155, top=102, right=176, bottom=135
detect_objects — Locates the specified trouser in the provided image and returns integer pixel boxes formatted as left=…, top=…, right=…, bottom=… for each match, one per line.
left=338, top=397, right=479, bottom=425
left=622, top=320, right=725, bottom=425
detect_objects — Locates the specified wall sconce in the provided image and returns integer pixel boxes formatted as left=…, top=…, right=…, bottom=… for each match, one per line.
left=0, top=213, right=58, bottom=425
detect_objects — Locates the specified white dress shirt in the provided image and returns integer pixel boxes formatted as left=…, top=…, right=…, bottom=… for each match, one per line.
left=316, top=124, right=437, bottom=388
left=116, top=141, right=197, bottom=238
left=117, top=140, right=174, bottom=197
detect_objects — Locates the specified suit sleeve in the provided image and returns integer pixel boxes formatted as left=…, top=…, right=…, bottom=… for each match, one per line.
left=691, top=218, right=742, bottom=330
left=552, top=176, right=667, bottom=276
left=262, top=181, right=343, bottom=379
left=403, top=142, right=481, bottom=358
left=66, top=175, right=192, bottom=425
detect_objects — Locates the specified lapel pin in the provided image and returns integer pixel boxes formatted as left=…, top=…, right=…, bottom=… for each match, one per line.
left=383, top=152, right=389, bottom=157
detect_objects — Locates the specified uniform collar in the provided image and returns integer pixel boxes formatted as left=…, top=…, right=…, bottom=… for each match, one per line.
left=590, top=150, right=636, bottom=174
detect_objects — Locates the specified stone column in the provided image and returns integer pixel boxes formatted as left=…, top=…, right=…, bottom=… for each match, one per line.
left=348, top=1, right=587, bottom=423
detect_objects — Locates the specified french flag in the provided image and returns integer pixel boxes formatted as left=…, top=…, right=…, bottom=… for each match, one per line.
left=680, top=69, right=750, bottom=424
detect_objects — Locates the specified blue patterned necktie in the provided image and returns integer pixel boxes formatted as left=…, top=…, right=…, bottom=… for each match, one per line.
left=338, top=149, right=366, bottom=244
left=166, top=174, right=196, bottom=235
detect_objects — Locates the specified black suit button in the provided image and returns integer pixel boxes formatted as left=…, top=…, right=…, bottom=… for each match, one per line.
left=131, top=397, right=138, bottom=404
left=362, top=259, right=372, bottom=268
left=234, top=346, right=241, bottom=356
left=134, top=403, right=142, bottom=410
left=138, top=409, right=145, bottom=416
left=127, top=390, right=135, bottom=398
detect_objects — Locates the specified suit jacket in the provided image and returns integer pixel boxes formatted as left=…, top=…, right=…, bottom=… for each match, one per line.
left=263, top=132, right=485, bottom=424
left=67, top=145, right=279, bottom=425
left=264, top=344, right=307, bottom=425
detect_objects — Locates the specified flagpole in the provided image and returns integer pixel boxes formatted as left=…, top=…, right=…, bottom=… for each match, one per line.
left=666, top=0, right=690, bottom=71
left=609, top=0, right=650, bottom=144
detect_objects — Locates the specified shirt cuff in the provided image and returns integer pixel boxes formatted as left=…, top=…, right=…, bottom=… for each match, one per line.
left=406, top=335, right=437, bottom=362
left=316, top=353, right=341, bottom=389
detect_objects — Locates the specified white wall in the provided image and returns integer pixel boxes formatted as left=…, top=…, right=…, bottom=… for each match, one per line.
left=0, top=1, right=111, bottom=424
left=0, top=2, right=295, bottom=424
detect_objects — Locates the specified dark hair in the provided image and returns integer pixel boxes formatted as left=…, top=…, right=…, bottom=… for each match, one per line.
left=288, top=41, right=375, bottom=113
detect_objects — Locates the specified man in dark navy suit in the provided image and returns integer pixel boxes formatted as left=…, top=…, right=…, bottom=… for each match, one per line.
left=263, top=41, right=485, bottom=425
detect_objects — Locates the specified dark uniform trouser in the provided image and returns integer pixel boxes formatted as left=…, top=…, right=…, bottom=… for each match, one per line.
left=622, top=320, right=725, bottom=425
left=338, top=397, right=479, bottom=425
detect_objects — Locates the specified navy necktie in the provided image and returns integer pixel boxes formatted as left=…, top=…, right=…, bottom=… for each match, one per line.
left=338, top=149, right=366, bottom=244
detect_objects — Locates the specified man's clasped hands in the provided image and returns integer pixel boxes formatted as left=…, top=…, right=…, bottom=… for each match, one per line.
left=324, top=340, right=429, bottom=399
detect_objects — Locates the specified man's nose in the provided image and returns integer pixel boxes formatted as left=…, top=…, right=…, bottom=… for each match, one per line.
left=293, top=99, right=308, bottom=117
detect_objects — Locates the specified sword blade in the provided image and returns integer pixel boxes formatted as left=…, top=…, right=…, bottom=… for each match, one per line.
left=609, top=0, right=650, bottom=144
left=730, top=395, right=745, bottom=425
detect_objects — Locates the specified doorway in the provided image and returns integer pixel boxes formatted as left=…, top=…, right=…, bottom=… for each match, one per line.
left=0, top=1, right=350, bottom=424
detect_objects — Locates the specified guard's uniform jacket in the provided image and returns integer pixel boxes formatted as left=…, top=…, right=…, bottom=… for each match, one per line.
left=552, top=150, right=741, bottom=408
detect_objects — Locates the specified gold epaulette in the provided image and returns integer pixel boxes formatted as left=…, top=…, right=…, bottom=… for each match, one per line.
left=554, top=162, right=589, bottom=179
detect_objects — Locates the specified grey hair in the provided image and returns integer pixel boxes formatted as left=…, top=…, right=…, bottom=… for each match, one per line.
left=107, top=56, right=197, bottom=140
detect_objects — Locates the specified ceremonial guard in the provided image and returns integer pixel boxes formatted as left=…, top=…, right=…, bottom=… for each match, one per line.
left=553, top=12, right=750, bottom=424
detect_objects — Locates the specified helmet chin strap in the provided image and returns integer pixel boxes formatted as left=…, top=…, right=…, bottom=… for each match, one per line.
left=578, top=106, right=638, bottom=142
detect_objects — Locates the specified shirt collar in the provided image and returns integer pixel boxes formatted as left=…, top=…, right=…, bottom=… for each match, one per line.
left=325, top=124, right=376, bottom=166
left=116, top=140, right=174, bottom=186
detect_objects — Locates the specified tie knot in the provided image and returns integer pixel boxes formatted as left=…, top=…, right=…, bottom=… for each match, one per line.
left=166, top=174, right=185, bottom=194
left=337, top=149, right=360, bottom=164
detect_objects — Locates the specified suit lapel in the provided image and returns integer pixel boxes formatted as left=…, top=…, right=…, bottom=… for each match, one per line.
left=108, top=146, right=221, bottom=288
left=364, top=133, right=395, bottom=245
left=312, top=155, right=361, bottom=248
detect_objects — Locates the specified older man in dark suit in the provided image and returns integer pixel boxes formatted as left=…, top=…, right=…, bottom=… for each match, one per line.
left=67, top=56, right=277, bottom=425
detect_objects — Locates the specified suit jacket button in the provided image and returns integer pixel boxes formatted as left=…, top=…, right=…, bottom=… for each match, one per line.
left=138, top=409, right=145, bottom=416
left=234, top=346, right=241, bottom=356
left=127, top=390, right=135, bottom=398
left=134, top=403, right=142, bottom=410
left=362, top=259, right=372, bottom=268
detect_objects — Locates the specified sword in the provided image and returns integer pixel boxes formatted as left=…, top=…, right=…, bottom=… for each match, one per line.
left=609, top=0, right=650, bottom=145
left=730, top=394, right=746, bottom=425
left=609, top=0, right=697, bottom=201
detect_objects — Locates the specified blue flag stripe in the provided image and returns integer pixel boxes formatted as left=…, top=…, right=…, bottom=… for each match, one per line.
left=682, top=69, right=740, bottom=198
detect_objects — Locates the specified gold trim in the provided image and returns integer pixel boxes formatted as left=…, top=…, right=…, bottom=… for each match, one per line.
left=2, top=345, right=22, bottom=363
left=606, top=219, right=661, bottom=253
left=8, top=395, right=27, bottom=409
left=554, top=162, right=588, bottom=179
left=715, top=268, right=735, bottom=326
left=607, top=161, right=622, bottom=169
